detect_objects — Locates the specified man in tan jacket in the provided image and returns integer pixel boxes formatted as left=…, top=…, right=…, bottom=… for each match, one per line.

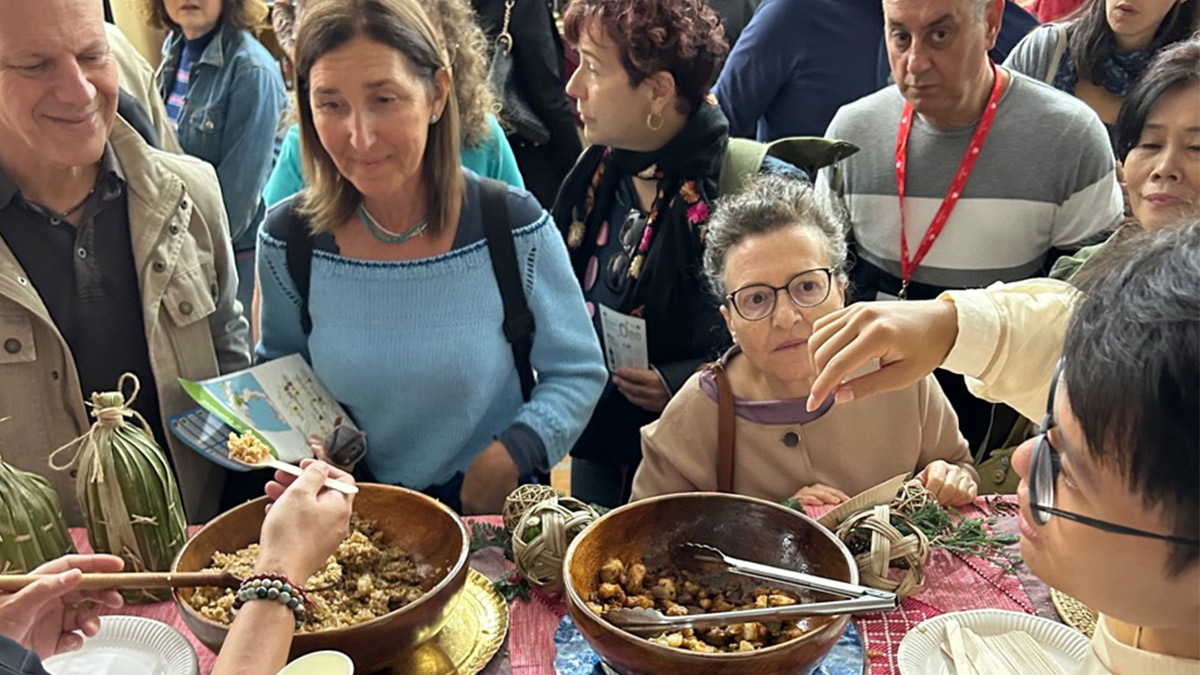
left=0, top=0, right=250, bottom=524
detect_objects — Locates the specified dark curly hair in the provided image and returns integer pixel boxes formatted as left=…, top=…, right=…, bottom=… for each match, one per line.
left=562, top=0, right=729, bottom=114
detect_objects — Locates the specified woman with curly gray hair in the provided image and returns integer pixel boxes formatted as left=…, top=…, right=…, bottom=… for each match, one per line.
left=632, top=174, right=979, bottom=507
left=263, top=0, right=524, bottom=205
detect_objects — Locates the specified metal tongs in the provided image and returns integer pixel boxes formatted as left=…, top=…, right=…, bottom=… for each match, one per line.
left=605, top=543, right=897, bottom=636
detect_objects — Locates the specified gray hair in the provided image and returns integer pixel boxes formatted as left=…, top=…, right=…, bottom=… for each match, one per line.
left=702, top=173, right=849, bottom=302
left=883, top=0, right=992, bottom=20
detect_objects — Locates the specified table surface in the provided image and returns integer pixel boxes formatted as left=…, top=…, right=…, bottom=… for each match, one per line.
left=77, top=495, right=1063, bottom=675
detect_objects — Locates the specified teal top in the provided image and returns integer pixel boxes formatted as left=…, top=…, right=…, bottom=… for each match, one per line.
left=262, top=113, right=525, bottom=208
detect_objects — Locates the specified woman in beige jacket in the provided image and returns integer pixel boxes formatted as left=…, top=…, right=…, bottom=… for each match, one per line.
left=631, top=175, right=978, bottom=507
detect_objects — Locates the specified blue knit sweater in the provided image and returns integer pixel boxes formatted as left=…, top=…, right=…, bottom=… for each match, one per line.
left=256, top=173, right=606, bottom=489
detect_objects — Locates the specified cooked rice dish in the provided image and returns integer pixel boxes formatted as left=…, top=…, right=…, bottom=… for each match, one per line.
left=591, top=557, right=814, bottom=652
left=226, top=432, right=272, bottom=465
left=187, top=515, right=425, bottom=632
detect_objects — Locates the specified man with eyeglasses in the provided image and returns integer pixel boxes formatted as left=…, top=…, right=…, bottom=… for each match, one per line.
left=804, top=221, right=1199, bottom=674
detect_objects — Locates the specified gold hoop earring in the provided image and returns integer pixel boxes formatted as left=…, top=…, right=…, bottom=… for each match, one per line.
left=646, top=111, right=664, bottom=131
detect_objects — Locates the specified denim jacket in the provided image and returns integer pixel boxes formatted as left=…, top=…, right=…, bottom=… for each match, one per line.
left=157, top=23, right=287, bottom=251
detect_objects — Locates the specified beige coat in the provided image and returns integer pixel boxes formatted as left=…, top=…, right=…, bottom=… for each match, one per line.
left=106, top=22, right=183, bottom=154
left=632, top=360, right=972, bottom=502
left=0, top=119, right=250, bottom=525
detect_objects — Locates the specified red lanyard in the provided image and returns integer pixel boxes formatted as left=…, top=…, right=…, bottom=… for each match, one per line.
left=894, top=62, right=1004, bottom=299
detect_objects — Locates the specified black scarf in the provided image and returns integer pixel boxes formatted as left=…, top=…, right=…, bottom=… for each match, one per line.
left=551, top=102, right=729, bottom=363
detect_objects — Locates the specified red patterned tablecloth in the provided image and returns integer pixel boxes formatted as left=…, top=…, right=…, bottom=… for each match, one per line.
left=79, top=496, right=1048, bottom=675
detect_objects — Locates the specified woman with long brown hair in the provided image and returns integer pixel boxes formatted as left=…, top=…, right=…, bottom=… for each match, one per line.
left=256, top=0, right=605, bottom=515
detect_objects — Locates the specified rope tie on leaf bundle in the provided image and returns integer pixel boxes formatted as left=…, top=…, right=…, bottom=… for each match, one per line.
left=49, top=373, right=153, bottom=472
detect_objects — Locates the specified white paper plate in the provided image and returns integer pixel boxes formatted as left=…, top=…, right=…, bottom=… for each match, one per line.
left=43, top=615, right=199, bottom=675
left=896, top=609, right=1090, bottom=675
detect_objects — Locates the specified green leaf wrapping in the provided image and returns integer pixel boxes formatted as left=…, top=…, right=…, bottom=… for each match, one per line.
left=75, top=391, right=187, bottom=603
left=0, top=460, right=75, bottom=574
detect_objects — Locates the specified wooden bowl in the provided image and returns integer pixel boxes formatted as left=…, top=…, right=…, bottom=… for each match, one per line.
left=172, top=483, right=469, bottom=673
left=563, top=493, right=858, bottom=675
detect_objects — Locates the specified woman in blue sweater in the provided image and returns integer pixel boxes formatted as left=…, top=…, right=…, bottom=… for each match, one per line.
left=256, top=0, right=606, bottom=514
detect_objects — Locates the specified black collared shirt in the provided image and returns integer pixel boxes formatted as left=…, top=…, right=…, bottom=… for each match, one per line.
left=0, top=147, right=166, bottom=452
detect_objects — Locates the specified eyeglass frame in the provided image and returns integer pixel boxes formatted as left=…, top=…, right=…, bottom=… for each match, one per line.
left=724, top=268, right=835, bottom=322
left=1028, top=358, right=1200, bottom=547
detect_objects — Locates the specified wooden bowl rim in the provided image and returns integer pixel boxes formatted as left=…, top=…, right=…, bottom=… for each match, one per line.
left=171, top=484, right=471, bottom=637
left=562, top=492, right=859, bottom=659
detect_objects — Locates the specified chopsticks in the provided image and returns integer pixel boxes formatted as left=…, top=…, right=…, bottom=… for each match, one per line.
left=0, top=571, right=240, bottom=592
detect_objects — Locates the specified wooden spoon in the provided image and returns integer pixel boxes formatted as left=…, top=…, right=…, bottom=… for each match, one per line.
left=236, top=456, right=358, bottom=495
left=0, top=571, right=241, bottom=592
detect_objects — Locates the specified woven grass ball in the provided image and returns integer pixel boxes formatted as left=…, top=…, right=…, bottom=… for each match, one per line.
left=502, top=483, right=559, bottom=532
left=512, top=496, right=598, bottom=590
left=835, top=504, right=929, bottom=600
left=893, top=482, right=937, bottom=516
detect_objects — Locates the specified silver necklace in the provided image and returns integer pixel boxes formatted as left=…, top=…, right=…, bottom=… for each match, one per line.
left=358, top=203, right=428, bottom=244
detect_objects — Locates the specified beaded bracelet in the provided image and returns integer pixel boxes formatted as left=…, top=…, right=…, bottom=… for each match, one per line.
left=230, top=573, right=308, bottom=630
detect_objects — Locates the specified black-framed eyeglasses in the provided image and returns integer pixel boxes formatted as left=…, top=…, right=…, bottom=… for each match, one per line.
left=725, top=268, right=834, bottom=322
left=1028, top=358, right=1200, bottom=547
left=605, top=209, right=649, bottom=295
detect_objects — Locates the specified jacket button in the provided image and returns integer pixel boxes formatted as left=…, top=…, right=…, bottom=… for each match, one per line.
left=179, top=301, right=194, bottom=316
left=3, top=338, right=20, bottom=354
left=51, top=370, right=60, bottom=380
left=180, top=198, right=189, bottom=211
left=153, top=260, right=167, bottom=273
left=169, top=224, right=181, bottom=235
left=782, top=431, right=800, bottom=447
left=70, top=469, right=78, bottom=478
left=992, top=468, right=1007, bottom=483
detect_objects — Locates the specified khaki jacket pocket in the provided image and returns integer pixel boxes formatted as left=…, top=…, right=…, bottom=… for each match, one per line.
left=163, top=266, right=217, bottom=328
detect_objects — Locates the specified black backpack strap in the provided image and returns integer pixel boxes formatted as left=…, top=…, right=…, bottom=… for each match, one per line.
left=283, top=201, right=314, bottom=336
left=479, top=179, right=537, bottom=402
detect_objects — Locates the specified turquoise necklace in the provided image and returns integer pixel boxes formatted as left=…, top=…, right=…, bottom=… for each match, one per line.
left=358, top=203, right=428, bottom=244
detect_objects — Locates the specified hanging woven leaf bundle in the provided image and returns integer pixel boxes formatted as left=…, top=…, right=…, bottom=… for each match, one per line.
left=0, top=428, right=75, bottom=573
left=50, top=375, right=188, bottom=603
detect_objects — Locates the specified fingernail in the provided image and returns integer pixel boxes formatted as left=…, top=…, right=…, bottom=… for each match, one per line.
left=834, top=388, right=854, bottom=404
left=805, top=395, right=817, bottom=412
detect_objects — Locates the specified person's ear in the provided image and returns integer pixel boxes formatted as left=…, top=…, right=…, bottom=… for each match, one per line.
left=984, top=0, right=1004, bottom=50
left=646, top=70, right=678, bottom=117
left=719, top=303, right=737, bottom=343
left=431, top=67, right=453, bottom=119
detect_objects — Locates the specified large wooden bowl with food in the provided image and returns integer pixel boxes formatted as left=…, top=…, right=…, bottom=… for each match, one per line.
left=563, top=492, right=857, bottom=675
left=172, top=483, right=469, bottom=672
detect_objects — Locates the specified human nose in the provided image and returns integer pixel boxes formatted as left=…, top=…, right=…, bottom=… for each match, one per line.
left=1011, top=436, right=1037, bottom=480
left=770, top=288, right=804, bottom=328
left=347, top=108, right=376, bottom=151
left=905, top=42, right=933, bottom=79
left=1150, top=141, right=1186, bottom=183
left=55, top=59, right=98, bottom=107
left=565, top=66, right=585, bottom=101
